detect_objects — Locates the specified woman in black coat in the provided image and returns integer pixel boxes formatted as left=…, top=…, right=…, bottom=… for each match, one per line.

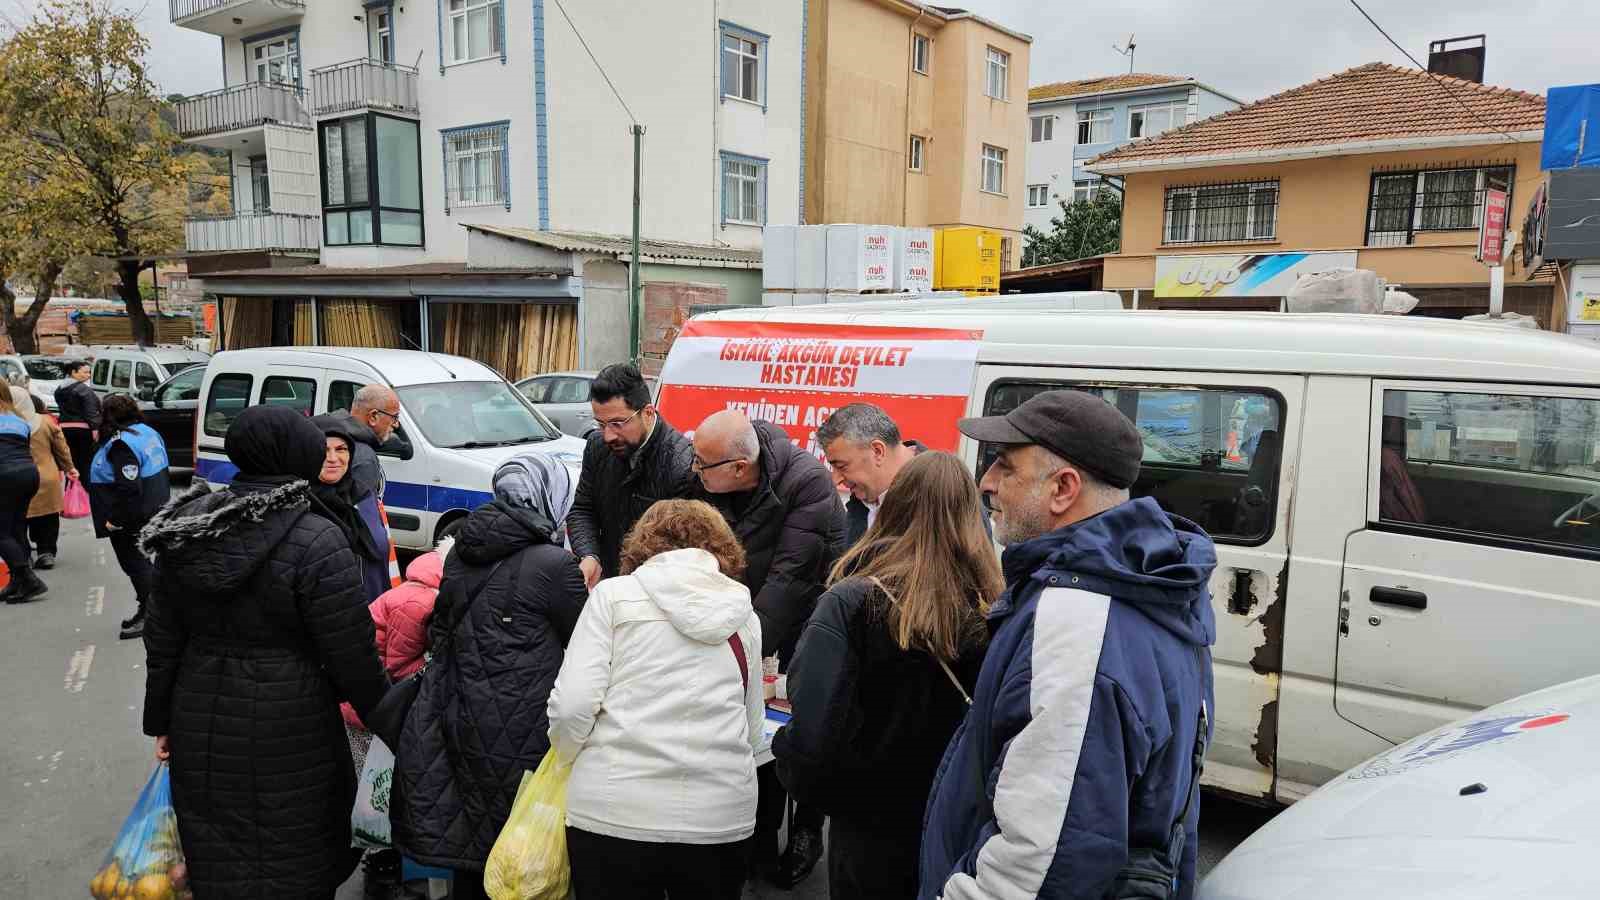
left=391, top=450, right=587, bottom=900
left=139, top=405, right=390, bottom=900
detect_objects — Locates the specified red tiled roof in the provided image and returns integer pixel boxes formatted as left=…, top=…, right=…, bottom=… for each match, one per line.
left=1090, top=63, right=1544, bottom=168
left=1029, top=73, right=1191, bottom=103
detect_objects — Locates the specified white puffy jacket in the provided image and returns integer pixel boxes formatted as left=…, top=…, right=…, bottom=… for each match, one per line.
left=547, top=547, right=764, bottom=845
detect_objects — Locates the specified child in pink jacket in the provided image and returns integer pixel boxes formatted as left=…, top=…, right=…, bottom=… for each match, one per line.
left=345, top=538, right=453, bottom=730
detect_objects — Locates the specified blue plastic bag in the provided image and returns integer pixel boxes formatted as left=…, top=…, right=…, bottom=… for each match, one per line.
left=90, top=763, right=190, bottom=900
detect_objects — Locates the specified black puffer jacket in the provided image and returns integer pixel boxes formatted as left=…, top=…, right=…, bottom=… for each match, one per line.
left=139, top=479, right=389, bottom=900
left=566, top=416, right=696, bottom=578
left=703, top=421, right=846, bottom=660
left=54, top=379, right=100, bottom=428
left=391, top=499, right=588, bottom=870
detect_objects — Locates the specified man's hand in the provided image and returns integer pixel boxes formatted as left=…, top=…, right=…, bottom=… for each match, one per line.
left=579, top=556, right=602, bottom=591
left=154, top=735, right=170, bottom=761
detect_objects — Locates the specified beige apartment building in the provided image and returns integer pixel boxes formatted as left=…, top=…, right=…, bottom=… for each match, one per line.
left=804, top=0, right=1030, bottom=268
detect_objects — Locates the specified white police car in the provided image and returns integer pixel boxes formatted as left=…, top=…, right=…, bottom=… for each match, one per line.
left=1200, top=673, right=1600, bottom=899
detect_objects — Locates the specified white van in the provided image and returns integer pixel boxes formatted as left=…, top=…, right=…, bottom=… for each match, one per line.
left=657, top=302, right=1600, bottom=805
left=90, top=345, right=211, bottom=397
left=195, top=348, right=586, bottom=550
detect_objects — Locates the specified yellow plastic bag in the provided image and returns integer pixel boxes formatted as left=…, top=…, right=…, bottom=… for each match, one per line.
left=484, top=750, right=572, bottom=900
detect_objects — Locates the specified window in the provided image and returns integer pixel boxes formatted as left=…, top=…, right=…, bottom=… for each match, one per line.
left=1377, top=389, right=1600, bottom=555
left=985, top=47, right=1009, bottom=99
left=261, top=376, right=317, bottom=416
left=396, top=381, right=560, bottom=448
left=1076, top=108, right=1113, bottom=144
left=1164, top=180, right=1279, bottom=244
left=981, top=381, right=1286, bottom=544
left=203, top=374, right=253, bottom=437
left=134, top=362, right=160, bottom=393
left=110, top=360, right=131, bottom=390
left=250, top=35, right=299, bottom=85
left=377, top=11, right=393, bottom=63
left=517, top=377, right=555, bottom=403
left=92, top=359, right=109, bottom=386
left=249, top=156, right=270, bottom=213
left=321, top=113, right=423, bottom=246
left=1073, top=180, right=1099, bottom=204
left=1000, top=237, right=1014, bottom=273
left=981, top=144, right=1006, bottom=195
left=447, top=0, right=504, bottom=64
left=23, top=358, right=70, bottom=380
left=721, top=25, right=766, bottom=105
left=1030, top=115, right=1054, bottom=143
left=912, top=33, right=930, bottom=75
left=328, top=380, right=361, bottom=414
left=1366, top=165, right=1513, bottom=247
left=443, top=121, right=510, bottom=210
left=908, top=135, right=925, bottom=173
left=1129, top=100, right=1187, bottom=140
left=721, top=153, right=767, bottom=225
left=1026, top=184, right=1050, bottom=208
left=0, top=358, right=23, bottom=382
left=156, top=367, right=204, bottom=404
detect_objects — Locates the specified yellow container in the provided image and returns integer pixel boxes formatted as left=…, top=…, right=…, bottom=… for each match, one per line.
left=934, top=227, right=1003, bottom=292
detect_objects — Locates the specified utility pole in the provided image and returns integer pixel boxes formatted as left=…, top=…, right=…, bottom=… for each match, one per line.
left=630, top=124, right=645, bottom=365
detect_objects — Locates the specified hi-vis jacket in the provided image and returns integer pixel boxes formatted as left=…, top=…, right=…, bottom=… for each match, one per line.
left=89, top=423, right=171, bottom=538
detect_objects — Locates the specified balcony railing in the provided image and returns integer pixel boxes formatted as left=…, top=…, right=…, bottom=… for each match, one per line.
left=175, top=81, right=310, bottom=138
left=186, top=212, right=319, bottom=253
left=170, top=0, right=304, bottom=24
left=310, top=59, right=420, bottom=117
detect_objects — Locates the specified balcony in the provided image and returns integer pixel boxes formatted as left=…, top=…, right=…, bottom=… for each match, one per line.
left=186, top=212, right=320, bottom=254
left=169, top=0, right=303, bottom=37
left=175, top=81, right=310, bottom=145
left=310, top=59, right=420, bottom=118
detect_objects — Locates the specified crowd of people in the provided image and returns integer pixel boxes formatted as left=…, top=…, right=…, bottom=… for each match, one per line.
left=8, top=357, right=1218, bottom=899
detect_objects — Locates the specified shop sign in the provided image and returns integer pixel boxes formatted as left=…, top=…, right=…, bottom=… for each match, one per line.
left=1154, top=251, right=1358, bottom=298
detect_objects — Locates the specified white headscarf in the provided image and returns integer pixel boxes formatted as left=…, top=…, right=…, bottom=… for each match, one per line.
left=8, top=385, right=38, bottom=432
left=492, top=450, right=576, bottom=530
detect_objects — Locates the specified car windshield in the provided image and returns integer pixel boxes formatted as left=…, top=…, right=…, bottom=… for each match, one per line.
left=161, top=360, right=205, bottom=375
left=397, top=381, right=562, bottom=449
left=24, top=359, right=71, bottom=380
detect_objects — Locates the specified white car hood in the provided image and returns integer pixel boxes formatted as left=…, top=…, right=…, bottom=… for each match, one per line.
left=1202, top=675, right=1600, bottom=900
left=437, top=433, right=586, bottom=474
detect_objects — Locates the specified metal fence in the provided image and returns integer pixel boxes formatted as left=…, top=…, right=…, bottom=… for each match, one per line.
left=170, top=0, right=303, bottom=21
left=310, top=59, right=420, bottom=117
left=1162, top=180, right=1280, bottom=245
left=185, top=212, right=319, bottom=253
left=1365, top=164, right=1513, bottom=248
left=175, top=81, right=310, bottom=137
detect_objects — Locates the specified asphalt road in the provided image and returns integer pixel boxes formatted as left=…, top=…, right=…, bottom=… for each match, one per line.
left=1, top=518, right=1276, bottom=900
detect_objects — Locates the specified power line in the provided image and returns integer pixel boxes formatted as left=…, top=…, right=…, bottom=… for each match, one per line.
left=1347, top=1, right=1526, bottom=146
left=548, top=0, right=638, bottom=126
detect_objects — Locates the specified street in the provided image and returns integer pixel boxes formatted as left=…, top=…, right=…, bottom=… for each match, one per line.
left=2, top=517, right=1275, bottom=900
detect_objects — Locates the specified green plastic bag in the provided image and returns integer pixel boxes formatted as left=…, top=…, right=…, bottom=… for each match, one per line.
left=484, top=750, right=572, bottom=900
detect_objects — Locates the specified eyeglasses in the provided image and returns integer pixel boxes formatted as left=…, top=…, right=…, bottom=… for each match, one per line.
left=692, top=456, right=745, bottom=473
left=371, top=408, right=401, bottom=422
left=592, top=408, right=644, bottom=432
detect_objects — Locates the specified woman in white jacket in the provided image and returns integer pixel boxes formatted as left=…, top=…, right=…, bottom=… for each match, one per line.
left=547, top=498, right=764, bottom=899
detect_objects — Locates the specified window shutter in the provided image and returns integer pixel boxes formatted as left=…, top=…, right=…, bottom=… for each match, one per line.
left=500, top=123, right=512, bottom=209
left=435, top=0, right=446, bottom=75
left=496, top=0, right=507, bottom=64
left=719, top=157, right=729, bottom=226
left=441, top=131, right=452, bottom=214
left=759, top=163, right=768, bottom=224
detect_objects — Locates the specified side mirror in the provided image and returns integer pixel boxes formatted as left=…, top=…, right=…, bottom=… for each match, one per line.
left=136, top=387, right=156, bottom=402
left=379, top=430, right=415, bottom=461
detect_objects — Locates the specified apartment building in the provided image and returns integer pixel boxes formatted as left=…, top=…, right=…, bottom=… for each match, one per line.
left=170, top=0, right=801, bottom=375
left=803, top=0, right=1031, bottom=269
left=1087, top=63, right=1554, bottom=323
left=1024, top=74, right=1241, bottom=232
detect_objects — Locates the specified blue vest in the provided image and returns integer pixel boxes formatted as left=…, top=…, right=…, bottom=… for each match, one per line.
left=0, top=413, right=31, bottom=468
left=89, top=424, right=172, bottom=534
left=91, top=424, right=170, bottom=484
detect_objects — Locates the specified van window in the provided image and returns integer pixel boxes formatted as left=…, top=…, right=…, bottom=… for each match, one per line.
left=1378, top=389, right=1600, bottom=554
left=110, top=360, right=131, bottom=389
left=262, top=376, right=317, bottom=417
left=204, top=374, right=253, bottom=437
left=981, top=380, right=1285, bottom=545
left=135, top=362, right=160, bottom=393
left=328, top=380, right=362, bottom=414
left=397, top=381, right=560, bottom=449
left=93, top=359, right=109, bottom=386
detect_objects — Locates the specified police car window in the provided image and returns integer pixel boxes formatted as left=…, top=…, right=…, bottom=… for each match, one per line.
left=93, top=359, right=109, bottom=385
left=135, top=362, right=160, bottom=392
left=1378, top=389, right=1600, bottom=555
left=110, top=360, right=131, bottom=389
left=981, top=380, right=1285, bottom=545
left=262, top=376, right=317, bottom=417
left=204, top=374, right=253, bottom=437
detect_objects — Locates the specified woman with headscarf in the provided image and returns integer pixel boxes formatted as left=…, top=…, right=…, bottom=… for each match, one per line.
left=13, top=388, right=75, bottom=573
left=391, top=451, right=588, bottom=900
left=312, top=414, right=392, bottom=602
left=0, top=386, right=43, bottom=603
left=138, top=405, right=390, bottom=900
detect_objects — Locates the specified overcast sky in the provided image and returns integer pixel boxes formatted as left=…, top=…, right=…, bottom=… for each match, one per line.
left=1, top=0, right=1594, bottom=102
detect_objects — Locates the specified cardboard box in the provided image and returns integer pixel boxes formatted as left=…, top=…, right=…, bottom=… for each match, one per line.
left=826, top=224, right=895, bottom=292
left=895, top=227, right=935, bottom=292
left=796, top=225, right=829, bottom=291
left=761, top=225, right=797, bottom=291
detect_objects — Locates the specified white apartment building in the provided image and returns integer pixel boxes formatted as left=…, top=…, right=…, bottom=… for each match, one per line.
left=171, top=0, right=802, bottom=374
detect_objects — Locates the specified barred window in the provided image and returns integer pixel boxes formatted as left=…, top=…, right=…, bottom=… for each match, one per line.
left=442, top=122, right=510, bottom=210
left=1366, top=165, right=1513, bottom=247
left=721, top=152, right=766, bottom=225
left=1164, top=180, right=1279, bottom=245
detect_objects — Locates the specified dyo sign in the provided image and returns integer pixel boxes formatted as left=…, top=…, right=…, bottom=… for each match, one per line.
left=1176, top=262, right=1243, bottom=291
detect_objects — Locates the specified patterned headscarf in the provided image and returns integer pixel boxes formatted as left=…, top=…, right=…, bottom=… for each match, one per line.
left=492, top=450, right=575, bottom=528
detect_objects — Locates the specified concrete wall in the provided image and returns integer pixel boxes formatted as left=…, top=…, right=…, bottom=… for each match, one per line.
left=581, top=259, right=631, bottom=369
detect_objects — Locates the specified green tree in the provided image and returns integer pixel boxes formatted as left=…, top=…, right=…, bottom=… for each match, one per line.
left=0, top=132, right=94, bottom=353
left=1022, top=190, right=1123, bottom=268
left=0, top=0, right=193, bottom=347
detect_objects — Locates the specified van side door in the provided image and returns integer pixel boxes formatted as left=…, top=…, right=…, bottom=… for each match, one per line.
left=325, top=375, right=430, bottom=550
left=965, top=365, right=1305, bottom=803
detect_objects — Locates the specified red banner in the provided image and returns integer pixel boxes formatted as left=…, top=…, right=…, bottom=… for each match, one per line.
left=1479, top=187, right=1509, bottom=265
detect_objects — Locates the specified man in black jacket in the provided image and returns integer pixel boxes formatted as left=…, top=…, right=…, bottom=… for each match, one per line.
left=54, top=360, right=100, bottom=478
left=817, top=403, right=928, bottom=546
left=567, top=364, right=696, bottom=589
left=693, top=409, right=846, bottom=887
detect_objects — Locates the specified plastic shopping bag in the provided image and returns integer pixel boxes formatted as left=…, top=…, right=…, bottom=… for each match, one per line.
left=483, top=750, right=572, bottom=900
left=63, top=476, right=91, bottom=520
left=351, top=733, right=396, bottom=849
left=90, top=763, right=190, bottom=900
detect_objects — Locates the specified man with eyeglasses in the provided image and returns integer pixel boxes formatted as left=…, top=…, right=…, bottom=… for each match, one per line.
left=567, top=364, right=696, bottom=590
left=343, top=383, right=403, bottom=602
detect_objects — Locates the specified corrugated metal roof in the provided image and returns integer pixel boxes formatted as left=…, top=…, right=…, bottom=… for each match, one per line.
left=195, top=263, right=570, bottom=278
left=468, top=225, right=763, bottom=267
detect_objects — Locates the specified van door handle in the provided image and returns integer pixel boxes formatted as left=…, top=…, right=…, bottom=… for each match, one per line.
left=1371, top=587, right=1427, bottom=610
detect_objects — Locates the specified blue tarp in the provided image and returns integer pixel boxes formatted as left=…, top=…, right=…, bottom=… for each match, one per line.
left=1542, top=84, right=1600, bottom=170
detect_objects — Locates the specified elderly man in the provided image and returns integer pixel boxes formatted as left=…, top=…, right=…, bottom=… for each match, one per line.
left=693, top=409, right=845, bottom=887
left=343, top=383, right=402, bottom=601
left=919, top=390, right=1217, bottom=900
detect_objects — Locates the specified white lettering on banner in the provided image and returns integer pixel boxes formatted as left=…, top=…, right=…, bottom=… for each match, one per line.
left=1178, top=263, right=1242, bottom=291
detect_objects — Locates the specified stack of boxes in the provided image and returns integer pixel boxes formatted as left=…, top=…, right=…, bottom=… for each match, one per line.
left=762, top=224, right=939, bottom=305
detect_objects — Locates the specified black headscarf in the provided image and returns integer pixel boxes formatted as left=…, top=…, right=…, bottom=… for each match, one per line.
left=225, top=406, right=324, bottom=483
left=310, top=413, right=384, bottom=562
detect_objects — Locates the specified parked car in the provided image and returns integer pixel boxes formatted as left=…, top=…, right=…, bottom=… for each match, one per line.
left=19, top=355, right=85, bottom=412
left=88, top=345, right=209, bottom=397
left=136, top=364, right=205, bottom=471
left=1200, top=673, right=1600, bottom=899
left=197, top=348, right=585, bottom=550
left=0, top=354, right=56, bottom=410
left=516, top=370, right=661, bottom=437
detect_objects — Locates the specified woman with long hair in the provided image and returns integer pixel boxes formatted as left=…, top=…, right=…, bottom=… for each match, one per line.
left=548, top=499, right=764, bottom=899
left=772, top=451, right=1003, bottom=899
left=88, top=394, right=171, bottom=639
left=12, top=388, right=75, bottom=572
left=0, top=386, right=44, bottom=603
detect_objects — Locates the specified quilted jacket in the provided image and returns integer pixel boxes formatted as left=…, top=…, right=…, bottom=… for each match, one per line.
left=566, top=415, right=697, bottom=579
left=391, top=498, right=588, bottom=871
left=342, top=543, right=449, bottom=730
left=139, top=478, right=390, bottom=900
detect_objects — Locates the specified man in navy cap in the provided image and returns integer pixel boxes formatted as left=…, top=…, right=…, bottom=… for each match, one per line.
left=920, top=390, right=1217, bottom=900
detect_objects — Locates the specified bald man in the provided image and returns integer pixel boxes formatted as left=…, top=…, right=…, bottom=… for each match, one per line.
left=694, top=409, right=844, bottom=886
left=343, top=383, right=403, bottom=601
